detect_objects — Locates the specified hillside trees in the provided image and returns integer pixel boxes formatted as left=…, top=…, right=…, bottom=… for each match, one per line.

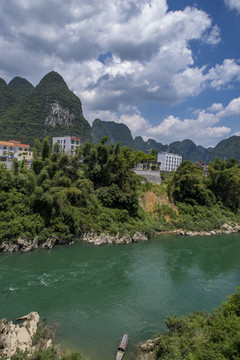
left=167, top=158, right=240, bottom=231
left=155, top=289, right=240, bottom=360
left=82, top=140, right=139, bottom=215
left=0, top=137, right=148, bottom=244
left=168, top=161, right=215, bottom=206
left=208, top=157, right=240, bottom=211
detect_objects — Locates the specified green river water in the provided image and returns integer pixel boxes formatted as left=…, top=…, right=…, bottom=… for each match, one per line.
left=1, top=234, right=240, bottom=360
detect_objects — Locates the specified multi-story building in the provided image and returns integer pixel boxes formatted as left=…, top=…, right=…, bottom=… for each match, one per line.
left=157, top=152, right=182, bottom=172
left=52, top=136, right=81, bottom=155
left=0, top=140, right=32, bottom=169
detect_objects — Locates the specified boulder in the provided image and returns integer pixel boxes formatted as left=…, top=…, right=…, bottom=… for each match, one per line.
left=0, top=241, right=20, bottom=253
left=0, top=312, right=40, bottom=359
left=41, top=237, right=57, bottom=249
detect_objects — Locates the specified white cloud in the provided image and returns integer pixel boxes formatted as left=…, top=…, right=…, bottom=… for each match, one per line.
left=115, top=108, right=231, bottom=147
left=225, top=0, right=240, bottom=13
left=0, top=0, right=228, bottom=106
left=207, top=59, right=240, bottom=90
left=217, top=97, right=240, bottom=117
left=208, top=103, right=224, bottom=112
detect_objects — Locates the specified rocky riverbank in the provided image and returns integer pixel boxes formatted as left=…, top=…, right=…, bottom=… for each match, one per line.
left=0, top=312, right=52, bottom=359
left=0, top=231, right=148, bottom=253
left=136, top=338, right=158, bottom=360
left=82, top=231, right=148, bottom=245
left=0, top=235, right=75, bottom=253
left=177, top=222, right=240, bottom=236
left=1, top=222, right=240, bottom=254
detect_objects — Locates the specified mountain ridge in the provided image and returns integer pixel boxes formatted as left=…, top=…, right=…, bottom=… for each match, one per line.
left=0, top=71, right=239, bottom=163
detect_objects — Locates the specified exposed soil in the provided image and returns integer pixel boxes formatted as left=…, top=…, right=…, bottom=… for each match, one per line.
left=140, top=190, right=178, bottom=215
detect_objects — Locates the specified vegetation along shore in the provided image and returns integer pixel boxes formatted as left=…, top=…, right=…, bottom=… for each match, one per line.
left=1, top=137, right=240, bottom=253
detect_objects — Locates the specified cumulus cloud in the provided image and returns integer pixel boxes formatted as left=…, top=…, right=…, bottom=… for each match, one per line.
left=207, top=59, right=240, bottom=90
left=208, top=103, right=224, bottom=113
left=0, top=0, right=239, bottom=147
left=217, top=97, right=240, bottom=117
left=0, top=0, right=225, bottom=97
left=225, top=0, right=240, bottom=13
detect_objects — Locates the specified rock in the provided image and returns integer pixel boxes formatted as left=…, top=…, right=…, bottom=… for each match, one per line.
left=82, top=231, right=148, bottom=245
left=0, top=312, right=40, bottom=359
left=132, top=232, right=148, bottom=242
left=41, top=237, right=57, bottom=249
left=140, top=339, right=155, bottom=352
left=0, top=241, right=20, bottom=253
left=22, top=237, right=39, bottom=252
left=17, top=312, right=40, bottom=337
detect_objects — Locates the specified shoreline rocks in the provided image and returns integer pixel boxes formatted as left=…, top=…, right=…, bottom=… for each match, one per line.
left=0, top=236, right=75, bottom=253
left=0, top=312, right=51, bottom=359
left=82, top=231, right=148, bottom=245
left=1, top=222, right=240, bottom=253
left=136, top=338, right=158, bottom=360
left=177, top=222, right=240, bottom=237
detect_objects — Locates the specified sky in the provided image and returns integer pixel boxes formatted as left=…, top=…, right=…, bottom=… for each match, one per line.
left=0, top=0, right=240, bottom=147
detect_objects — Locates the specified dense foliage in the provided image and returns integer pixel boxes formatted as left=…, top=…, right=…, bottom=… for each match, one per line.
left=167, top=159, right=240, bottom=231
left=0, top=138, right=163, bottom=244
left=155, top=289, right=240, bottom=360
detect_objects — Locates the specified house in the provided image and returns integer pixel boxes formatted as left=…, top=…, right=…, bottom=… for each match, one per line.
left=52, top=136, right=81, bottom=155
left=0, top=140, right=32, bottom=169
left=157, top=152, right=182, bottom=172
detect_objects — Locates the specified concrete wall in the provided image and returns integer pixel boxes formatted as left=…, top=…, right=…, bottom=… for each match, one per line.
left=134, top=170, right=161, bottom=184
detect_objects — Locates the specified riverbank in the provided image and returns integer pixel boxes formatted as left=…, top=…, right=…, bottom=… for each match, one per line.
left=1, top=222, right=240, bottom=253
left=0, top=231, right=148, bottom=253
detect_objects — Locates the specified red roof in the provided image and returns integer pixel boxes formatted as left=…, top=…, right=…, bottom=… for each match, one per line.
left=0, top=140, right=30, bottom=148
left=70, top=136, right=81, bottom=141
left=14, top=143, right=30, bottom=148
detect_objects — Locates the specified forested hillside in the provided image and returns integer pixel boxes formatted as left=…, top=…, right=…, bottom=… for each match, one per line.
left=0, top=72, right=92, bottom=146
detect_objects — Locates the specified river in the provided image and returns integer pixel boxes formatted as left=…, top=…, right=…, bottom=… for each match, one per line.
left=1, top=234, right=240, bottom=359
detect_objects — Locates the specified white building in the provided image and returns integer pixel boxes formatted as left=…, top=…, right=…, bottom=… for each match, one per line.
left=157, top=152, right=182, bottom=172
left=52, top=136, right=81, bottom=155
left=0, top=140, right=32, bottom=169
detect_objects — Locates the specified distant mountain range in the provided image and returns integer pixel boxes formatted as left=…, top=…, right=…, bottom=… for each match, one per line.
left=0, top=71, right=240, bottom=163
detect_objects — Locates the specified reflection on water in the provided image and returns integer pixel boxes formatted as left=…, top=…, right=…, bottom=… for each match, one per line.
left=0, top=233, right=240, bottom=360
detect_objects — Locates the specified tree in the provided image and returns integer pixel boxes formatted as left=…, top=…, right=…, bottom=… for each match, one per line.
left=41, top=137, right=51, bottom=160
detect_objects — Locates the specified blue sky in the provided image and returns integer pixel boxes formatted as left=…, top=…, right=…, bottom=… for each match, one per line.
left=0, top=0, right=240, bottom=147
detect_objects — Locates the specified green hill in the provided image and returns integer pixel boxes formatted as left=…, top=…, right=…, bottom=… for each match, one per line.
left=8, top=77, right=34, bottom=101
left=207, top=135, right=240, bottom=162
left=169, top=139, right=209, bottom=162
left=0, top=71, right=92, bottom=146
left=0, top=78, right=18, bottom=114
left=92, top=118, right=134, bottom=147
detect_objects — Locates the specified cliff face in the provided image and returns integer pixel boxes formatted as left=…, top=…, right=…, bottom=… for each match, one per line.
left=45, top=100, right=76, bottom=127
